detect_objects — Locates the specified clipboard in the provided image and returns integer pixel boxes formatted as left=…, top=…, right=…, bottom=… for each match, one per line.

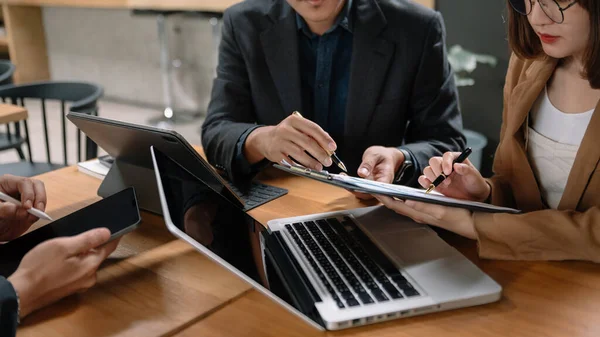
left=273, top=164, right=521, bottom=214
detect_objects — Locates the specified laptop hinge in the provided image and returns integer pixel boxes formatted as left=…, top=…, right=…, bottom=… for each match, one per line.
left=262, top=231, right=325, bottom=327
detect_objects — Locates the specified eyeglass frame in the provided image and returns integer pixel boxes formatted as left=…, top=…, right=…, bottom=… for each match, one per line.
left=509, top=0, right=579, bottom=24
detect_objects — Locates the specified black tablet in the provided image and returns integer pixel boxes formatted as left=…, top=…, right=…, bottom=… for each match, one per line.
left=0, top=187, right=141, bottom=277
left=67, top=112, right=287, bottom=214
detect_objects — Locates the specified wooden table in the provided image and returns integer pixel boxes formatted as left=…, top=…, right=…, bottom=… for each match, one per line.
left=0, top=103, right=27, bottom=124
left=17, top=158, right=600, bottom=337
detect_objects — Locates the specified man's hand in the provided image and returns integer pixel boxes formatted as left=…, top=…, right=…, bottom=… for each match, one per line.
left=8, top=228, right=119, bottom=318
left=0, top=175, right=47, bottom=242
left=352, top=146, right=405, bottom=200
left=243, top=115, right=336, bottom=171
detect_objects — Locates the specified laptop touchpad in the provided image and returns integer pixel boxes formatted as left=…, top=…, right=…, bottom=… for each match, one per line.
left=374, top=228, right=456, bottom=267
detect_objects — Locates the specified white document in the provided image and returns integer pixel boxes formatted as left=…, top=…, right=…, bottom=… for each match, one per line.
left=274, top=163, right=520, bottom=214
left=77, top=159, right=109, bottom=180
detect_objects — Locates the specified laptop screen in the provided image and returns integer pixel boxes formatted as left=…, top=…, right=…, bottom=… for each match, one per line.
left=152, top=148, right=324, bottom=329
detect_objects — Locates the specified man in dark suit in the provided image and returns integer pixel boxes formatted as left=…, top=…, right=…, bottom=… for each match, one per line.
left=202, top=0, right=465, bottom=191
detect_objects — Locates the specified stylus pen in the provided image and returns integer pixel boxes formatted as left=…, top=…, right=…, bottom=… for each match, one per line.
left=0, top=191, right=53, bottom=221
left=292, top=111, right=348, bottom=173
left=425, top=147, right=473, bottom=194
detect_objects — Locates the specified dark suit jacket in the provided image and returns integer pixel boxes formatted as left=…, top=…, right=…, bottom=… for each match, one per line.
left=202, top=0, right=465, bottom=183
left=0, top=277, right=18, bottom=337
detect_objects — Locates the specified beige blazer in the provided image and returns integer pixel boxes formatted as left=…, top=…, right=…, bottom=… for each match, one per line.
left=473, top=54, right=600, bottom=262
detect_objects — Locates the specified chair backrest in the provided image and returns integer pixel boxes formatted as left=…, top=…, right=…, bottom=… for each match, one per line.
left=0, top=81, right=104, bottom=166
left=0, top=60, right=15, bottom=86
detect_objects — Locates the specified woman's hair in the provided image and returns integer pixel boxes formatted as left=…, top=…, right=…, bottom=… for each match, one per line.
left=507, top=0, right=600, bottom=88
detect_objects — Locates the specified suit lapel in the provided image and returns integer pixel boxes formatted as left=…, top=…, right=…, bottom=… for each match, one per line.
left=508, top=58, right=558, bottom=137
left=506, top=58, right=557, bottom=211
left=260, top=1, right=303, bottom=120
left=559, top=101, right=600, bottom=210
left=345, top=0, right=394, bottom=147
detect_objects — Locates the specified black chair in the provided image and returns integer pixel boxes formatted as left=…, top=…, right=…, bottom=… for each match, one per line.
left=0, top=81, right=104, bottom=177
left=0, top=60, right=26, bottom=161
left=0, top=60, right=15, bottom=86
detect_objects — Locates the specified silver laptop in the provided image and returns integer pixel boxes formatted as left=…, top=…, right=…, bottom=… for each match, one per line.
left=151, top=147, right=501, bottom=331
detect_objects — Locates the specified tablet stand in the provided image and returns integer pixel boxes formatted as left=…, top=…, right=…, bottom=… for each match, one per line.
left=98, top=159, right=163, bottom=214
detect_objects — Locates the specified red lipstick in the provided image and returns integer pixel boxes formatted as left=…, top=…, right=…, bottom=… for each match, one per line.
left=539, top=33, right=559, bottom=44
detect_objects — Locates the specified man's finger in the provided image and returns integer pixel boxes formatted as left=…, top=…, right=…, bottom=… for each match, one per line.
left=99, top=238, right=121, bottom=259
left=288, top=132, right=332, bottom=167
left=373, top=163, right=395, bottom=183
left=291, top=117, right=337, bottom=152
left=17, top=179, right=35, bottom=209
left=32, top=180, right=47, bottom=211
left=64, top=228, right=111, bottom=256
left=81, top=238, right=120, bottom=270
left=358, top=150, right=380, bottom=178
left=0, top=203, right=19, bottom=219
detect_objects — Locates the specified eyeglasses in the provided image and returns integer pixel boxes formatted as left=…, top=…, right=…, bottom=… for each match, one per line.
left=509, top=0, right=578, bottom=24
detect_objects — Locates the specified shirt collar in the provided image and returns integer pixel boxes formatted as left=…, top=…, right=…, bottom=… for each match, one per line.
left=296, top=0, right=353, bottom=37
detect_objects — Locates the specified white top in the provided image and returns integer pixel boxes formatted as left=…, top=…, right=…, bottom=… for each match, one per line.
left=530, top=86, right=594, bottom=146
left=527, top=88, right=594, bottom=209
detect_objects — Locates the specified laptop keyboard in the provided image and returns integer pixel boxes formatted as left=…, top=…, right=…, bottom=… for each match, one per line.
left=285, top=217, right=420, bottom=309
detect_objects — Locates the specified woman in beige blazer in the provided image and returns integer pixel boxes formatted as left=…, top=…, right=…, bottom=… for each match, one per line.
left=375, top=0, right=600, bottom=262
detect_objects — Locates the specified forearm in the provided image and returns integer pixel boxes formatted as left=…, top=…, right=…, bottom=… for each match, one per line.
left=244, top=126, right=274, bottom=165
left=474, top=207, right=600, bottom=262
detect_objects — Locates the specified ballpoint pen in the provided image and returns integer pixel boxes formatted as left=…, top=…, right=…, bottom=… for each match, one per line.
left=292, top=111, right=348, bottom=172
left=0, top=191, right=53, bottom=221
left=425, top=147, right=473, bottom=194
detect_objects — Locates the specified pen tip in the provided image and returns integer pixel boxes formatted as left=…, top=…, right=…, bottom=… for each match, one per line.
left=338, top=162, right=348, bottom=173
left=425, top=185, right=434, bottom=194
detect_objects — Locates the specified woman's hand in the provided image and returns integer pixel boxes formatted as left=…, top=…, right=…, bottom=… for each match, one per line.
left=0, top=175, right=47, bottom=241
left=374, top=195, right=477, bottom=240
left=419, top=152, right=490, bottom=202
left=8, top=228, right=119, bottom=318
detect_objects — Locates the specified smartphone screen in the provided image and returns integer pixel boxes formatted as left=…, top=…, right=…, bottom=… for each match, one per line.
left=0, top=187, right=140, bottom=277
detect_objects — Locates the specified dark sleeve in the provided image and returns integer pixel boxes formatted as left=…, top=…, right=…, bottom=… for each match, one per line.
left=231, top=126, right=271, bottom=181
left=402, top=12, right=466, bottom=184
left=201, top=9, right=262, bottom=184
left=0, top=277, right=18, bottom=337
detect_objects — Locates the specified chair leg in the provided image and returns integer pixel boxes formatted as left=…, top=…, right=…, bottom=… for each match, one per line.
left=16, top=148, right=25, bottom=160
left=210, top=16, right=222, bottom=79
left=157, top=14, right=174, bottom=120
left=23, top=120, right=33, bottom=163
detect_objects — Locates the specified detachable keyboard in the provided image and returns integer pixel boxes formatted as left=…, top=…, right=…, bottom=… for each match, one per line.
left=225, top=181, right=288, bottom=211
left=285, top=217, right=420, bottom=309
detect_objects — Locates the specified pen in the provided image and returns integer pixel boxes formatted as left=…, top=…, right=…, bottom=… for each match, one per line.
left=292, top=111, right=348, bottom=173
left=425, top=147, right=473, bottom=194
left=0, top=191, right=53, bottom=221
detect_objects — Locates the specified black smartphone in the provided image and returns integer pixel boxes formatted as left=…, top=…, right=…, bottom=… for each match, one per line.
left=0, top=187, right=141, bottom=277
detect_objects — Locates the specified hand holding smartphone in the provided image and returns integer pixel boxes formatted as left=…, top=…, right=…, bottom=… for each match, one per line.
left=0, top=187, right=141, bottom=277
